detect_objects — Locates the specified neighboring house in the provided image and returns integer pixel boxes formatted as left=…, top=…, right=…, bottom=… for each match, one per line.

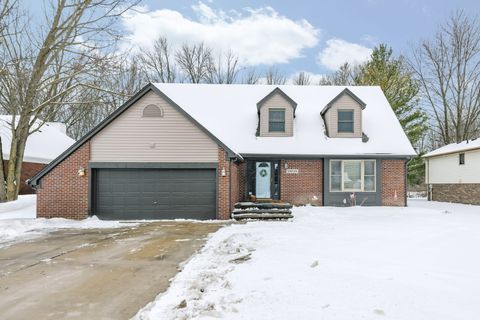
left=423, top=139, right=480, bottom=205
left=28, top=84, right=415, bottom=220
left=0, top=116, right=75, bottom=194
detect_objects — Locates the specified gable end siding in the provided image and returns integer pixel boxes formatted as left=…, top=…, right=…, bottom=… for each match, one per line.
left=91, top=91, right=219, bottom=162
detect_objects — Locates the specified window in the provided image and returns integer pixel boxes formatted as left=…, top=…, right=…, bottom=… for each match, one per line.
left=337, top=110, right=354, bottom=133
left=269, top=108, right=285, bottom=132
left=330, top=160, right=376, bottom=192
left=459, top=153, right=465, bottom=165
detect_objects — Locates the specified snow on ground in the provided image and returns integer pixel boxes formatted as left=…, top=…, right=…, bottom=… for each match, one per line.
left=0, top=194, right=36, bottom=219
left=135, top=199, right=480, bottom=320
left=0, top=195, right=137, bottom=248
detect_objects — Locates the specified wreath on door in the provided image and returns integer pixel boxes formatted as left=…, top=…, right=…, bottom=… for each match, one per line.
left=259, top=169, right=268, bottom=177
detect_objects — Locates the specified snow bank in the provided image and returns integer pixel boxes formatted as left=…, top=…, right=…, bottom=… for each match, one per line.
left=0, top=195, right=137, bottom=248
left=135, top=200, right=480, bottom=320
left=0, top=194, right=36, bottom=219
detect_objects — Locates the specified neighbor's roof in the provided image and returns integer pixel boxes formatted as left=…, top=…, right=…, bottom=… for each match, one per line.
left=423, top=139, right=480, bottom=158
left=154, top=83, right=416, bottom=157
left=0, top=116, right=75, bottom=164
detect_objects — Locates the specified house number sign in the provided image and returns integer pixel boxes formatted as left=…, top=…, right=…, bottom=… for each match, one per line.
left=286, top=168, right=299, bottom=174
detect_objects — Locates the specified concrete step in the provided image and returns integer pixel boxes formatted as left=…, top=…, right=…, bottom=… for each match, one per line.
left=234, top=202, right=293, bottom=209
left=232, top=213, right=294, bottom=220
left=232, top=208, right=292, bottom=214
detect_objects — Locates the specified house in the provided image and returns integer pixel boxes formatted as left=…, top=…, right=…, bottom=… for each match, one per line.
left=28, top=83, right=416, bottom=220
left=423, top=139, right=480, bottom=205
left=0, top=116, right=75, bottom=194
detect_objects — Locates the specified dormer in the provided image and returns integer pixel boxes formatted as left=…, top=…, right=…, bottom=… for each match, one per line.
left=321, top=88, right=366, bottom=138
left=257, top=87, right=297, bottom=137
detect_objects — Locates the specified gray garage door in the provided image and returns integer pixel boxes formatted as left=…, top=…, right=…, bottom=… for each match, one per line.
left=93, top=168, right=216, bottom=220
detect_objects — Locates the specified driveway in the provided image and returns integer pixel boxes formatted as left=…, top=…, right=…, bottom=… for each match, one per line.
left=0, top=221, right=224, bottom=320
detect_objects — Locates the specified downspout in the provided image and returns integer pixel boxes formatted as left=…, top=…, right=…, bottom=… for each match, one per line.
left=229, top=160, right=232, bottom=218
left=404, top=160, right=408, bottom=207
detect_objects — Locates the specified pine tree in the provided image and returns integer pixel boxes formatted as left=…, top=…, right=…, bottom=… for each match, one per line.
left=354, top=44, right=427, bottom=146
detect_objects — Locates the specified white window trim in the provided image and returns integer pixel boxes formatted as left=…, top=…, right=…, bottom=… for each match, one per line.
left=329, top=159, right=376, bottom=192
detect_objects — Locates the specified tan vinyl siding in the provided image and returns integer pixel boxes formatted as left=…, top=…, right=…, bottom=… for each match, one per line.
left=259, top=93, right=294, bottom=137
left=91, top=91, right=218, bottom=162
left=325, top=94, right=362, bottom=138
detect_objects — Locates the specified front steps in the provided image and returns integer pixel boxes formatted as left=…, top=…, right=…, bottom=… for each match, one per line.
left=232, top=202, right=293, bottom=220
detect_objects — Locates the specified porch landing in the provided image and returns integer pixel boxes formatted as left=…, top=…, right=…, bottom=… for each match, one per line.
left=232, top=202, right=293, bottom=220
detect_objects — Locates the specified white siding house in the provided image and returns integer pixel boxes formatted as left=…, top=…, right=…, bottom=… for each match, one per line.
left=423, top=139, right=480, bottom=205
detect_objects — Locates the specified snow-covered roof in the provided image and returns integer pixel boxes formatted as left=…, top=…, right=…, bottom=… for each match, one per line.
left=0, top=116, right=75, bottom=164
left=423, top=139, right=480, bottom=158
left=154, top=83, right=416, bottom=157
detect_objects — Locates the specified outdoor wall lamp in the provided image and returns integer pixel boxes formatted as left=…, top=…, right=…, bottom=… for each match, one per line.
left=78, top=167, right=86, bottom=177
left=221, top=167, right=226, bottom=176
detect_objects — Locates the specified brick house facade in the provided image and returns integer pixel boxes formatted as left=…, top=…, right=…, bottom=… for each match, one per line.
left=30, top=84, right=414, bottom=220
left=35, top=148, right=407, bottom=220
left=3, top=160, right=46, bottom=194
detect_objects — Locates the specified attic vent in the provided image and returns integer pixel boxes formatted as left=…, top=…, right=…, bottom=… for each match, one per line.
left=142, top=104, right=164, bottom=118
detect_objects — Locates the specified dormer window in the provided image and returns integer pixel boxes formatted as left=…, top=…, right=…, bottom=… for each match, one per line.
left=256, top=87, right=297, bottom=137
left=337, top=110, right=354, bottom=133
left=269, top=108, right=285, bottom=132
left=320, top=88, right=366, bottom=138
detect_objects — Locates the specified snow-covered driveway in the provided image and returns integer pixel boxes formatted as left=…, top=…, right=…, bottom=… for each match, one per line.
left=136, top=199, right=480, bottom=320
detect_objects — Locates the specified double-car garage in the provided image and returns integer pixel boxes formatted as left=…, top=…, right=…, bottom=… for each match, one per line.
left=91, top=167, right=217, bottom=220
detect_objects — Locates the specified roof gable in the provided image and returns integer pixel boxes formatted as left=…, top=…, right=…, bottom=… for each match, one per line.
left=28, top=84, right=240, bottom=186
left=257, top=87, right=297, bottom=113
left=320, top=88, right=367, bottom=115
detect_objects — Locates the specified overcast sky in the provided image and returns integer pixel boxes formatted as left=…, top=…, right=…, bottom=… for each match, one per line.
left=27, top=0, right=480, bottom=79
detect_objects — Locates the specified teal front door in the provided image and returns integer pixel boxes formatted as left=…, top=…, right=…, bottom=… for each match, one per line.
left=256, top=162, right=271, bottom=198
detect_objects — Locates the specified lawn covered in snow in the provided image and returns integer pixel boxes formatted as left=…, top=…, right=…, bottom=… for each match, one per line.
left=0, top=195, right=136, bottom=248
left=135, top=199, right=480, bottom=320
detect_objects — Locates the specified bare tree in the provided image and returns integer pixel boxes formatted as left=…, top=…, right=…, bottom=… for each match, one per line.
left=241, top=67, right=260, bottom=84
left=176, top=42, right=213, bottom=83
left=293, top=71, right=311, bottom=85
left=0, top=0, right=138, bottom=201
left=319, top=63, right=356, bottom=85
left=206, top=50, right=240, bottom=84
left=411, top=11, right=480, bottom=145
left=264, top=67, right=286, bottom=85
left=139, top=37, right=177, bottom=83
left=56, top=57, right=146, bottom=139
left=0, top=0, right=15, bottom=37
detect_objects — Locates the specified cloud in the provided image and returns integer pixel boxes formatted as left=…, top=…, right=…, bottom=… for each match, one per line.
left=317, top=39, right=372, bottom=70
left=121, top=2, right=319, bottom=66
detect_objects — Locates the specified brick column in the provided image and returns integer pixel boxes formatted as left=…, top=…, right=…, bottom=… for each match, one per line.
left=381, top=159, right=406, bottom=206
left=217, top=147, right=231, bottom=220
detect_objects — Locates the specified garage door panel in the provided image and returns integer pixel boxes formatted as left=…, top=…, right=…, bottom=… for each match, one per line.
left=93, top=168, right=216, bottom=220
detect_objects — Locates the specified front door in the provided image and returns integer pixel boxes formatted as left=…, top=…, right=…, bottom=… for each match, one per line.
left=256, top=162, right=271, bottom=198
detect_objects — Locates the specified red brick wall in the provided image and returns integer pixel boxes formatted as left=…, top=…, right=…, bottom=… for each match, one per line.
left=381, top=159, right=406, bottom=206
left=37, top=142, right=90, bottom=219
left=230, top=162, right=240, bottom=208
left=217, top=147, right=231, bottom=220
left=280, top=159, right=323, bottom=206
left=3, top=160, right=46, bottom=194
left=238, top=162, right=247, bottom=202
